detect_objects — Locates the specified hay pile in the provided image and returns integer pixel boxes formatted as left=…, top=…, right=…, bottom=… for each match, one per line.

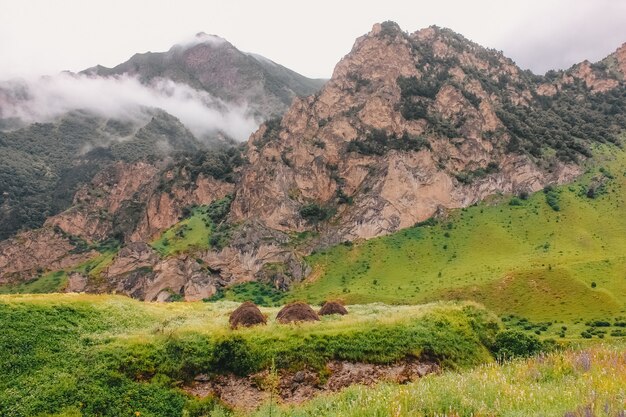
left=319, top=300, right=348, bottom=316
left=276, top=302, right=320, bottom=324
left=229, top=301, right=267, bottom=329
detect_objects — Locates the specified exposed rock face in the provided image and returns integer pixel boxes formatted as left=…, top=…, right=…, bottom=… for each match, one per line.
left=46, top=160, right=234, bottom=243
left=185, top=359, right=440, bottom=410
left=0, top=228, right=97, bottom=283
left=89, top=242, right=221, bottom=301
left=46, top=162, right=160, bottom=242
left=231, top=23, right=583, bottom=242
left=131, top=173, right=233, bottom=242
left=0, top=153, right=235, bottom=297
left=570, top=61, right=619, bottom=93
left=202, top=221, right=311, bottom=285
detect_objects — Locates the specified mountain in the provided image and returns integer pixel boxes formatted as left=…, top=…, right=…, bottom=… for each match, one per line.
left=1, top=22, right=626, bottom=301
left=83, top=32, right=326, bottom=119
left=0, top=109, right=220, bottom=240
left=231, top=23, right=626, bottom=241
left=0, top=34, right=325, bottom=240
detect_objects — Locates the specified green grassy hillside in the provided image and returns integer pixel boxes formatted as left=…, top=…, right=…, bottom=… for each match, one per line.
left=292, top=145, right=626, bottom=324
left=151, top=206, right=213, bottom=256
left=0, top=294, right=498, bottom=417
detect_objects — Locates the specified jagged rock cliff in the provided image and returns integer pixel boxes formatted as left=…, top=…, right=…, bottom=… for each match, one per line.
left=2, top=22, right=625, bottom=299
left=231, top=23, right=595, bottom=240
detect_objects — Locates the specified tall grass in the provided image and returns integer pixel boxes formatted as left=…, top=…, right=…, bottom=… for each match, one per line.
left=252, top=344, right=626, bottom=417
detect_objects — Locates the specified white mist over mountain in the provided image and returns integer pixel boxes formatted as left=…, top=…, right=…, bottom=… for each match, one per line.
left=0, top=72, right=260, bottom=141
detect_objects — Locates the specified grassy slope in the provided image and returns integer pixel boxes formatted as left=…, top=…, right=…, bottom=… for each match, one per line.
left=0, top=294, right=497, bottom=417
left=151, top=206, right=212, bottom=256
left=0, top=270, right=68, bottom=294
left=292, top=146, right=626, bottom=323
left=0, top=249, right=118, bottom=295
left=254, top=343, right=626, bottom=417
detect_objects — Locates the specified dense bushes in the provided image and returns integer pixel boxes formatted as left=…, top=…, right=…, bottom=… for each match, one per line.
left=299, top=203, right=334, bottom=224
left=490, top=329, right=554, bottom=359
left=544, top=185, right=561, bottom=211
left=454, top=162, right=500, bottom=184
left=347, top=129, right=430, bottom=156
left=206, top=281, right=286, bottom=306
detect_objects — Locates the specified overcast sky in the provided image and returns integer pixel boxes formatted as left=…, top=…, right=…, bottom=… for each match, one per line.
left=1, top=0, right=625, bottom=80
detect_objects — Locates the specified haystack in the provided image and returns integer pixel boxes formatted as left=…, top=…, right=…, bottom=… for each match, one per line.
left=229, top=301, right=267, bottom=329
left=276, top=302, right=320, bottom=324
left=319, top=300, right=348, bottom=316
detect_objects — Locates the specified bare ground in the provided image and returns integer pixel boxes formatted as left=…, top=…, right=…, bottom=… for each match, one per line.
left=184, top=359, right=440, bottom=411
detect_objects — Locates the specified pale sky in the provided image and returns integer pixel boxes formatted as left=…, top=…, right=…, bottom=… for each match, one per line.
left=1, top=0, right=626, bottom=79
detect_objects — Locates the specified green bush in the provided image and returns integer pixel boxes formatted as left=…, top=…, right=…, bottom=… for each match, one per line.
left=299, top=203, right=333, bottom=224
left=490, top=330, right=547, bottom=360
left=347, top=129, right=430, bottom=156
left=544, top=186, right=561, bottom=212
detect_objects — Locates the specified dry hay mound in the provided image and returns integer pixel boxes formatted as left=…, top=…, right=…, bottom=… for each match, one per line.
left=276, top=302, right=320, bottom=324
left=229, top=301, right=267, bottom=329
left=319, top=300, right=348, bottom=316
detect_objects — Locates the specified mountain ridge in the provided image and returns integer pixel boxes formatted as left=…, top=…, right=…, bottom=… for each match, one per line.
left=82, top=32, right=326, bottom=119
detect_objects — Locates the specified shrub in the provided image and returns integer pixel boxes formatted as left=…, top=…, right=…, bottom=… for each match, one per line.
left=299, top=203, right=333, bottom=224
left=544, top=186, right=561, bottom=211
left=491, top=330, right=545, bottom=360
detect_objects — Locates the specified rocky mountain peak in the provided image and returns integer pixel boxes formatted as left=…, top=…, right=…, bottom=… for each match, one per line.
left=232, top=21, right=624, bottom=244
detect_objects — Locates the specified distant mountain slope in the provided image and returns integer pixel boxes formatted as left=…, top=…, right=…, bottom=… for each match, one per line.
left=0, top=110, right=216, bottom=240
left=83, top=33, right=326, bottom=119
left=0, top=33, right=325, bottom=239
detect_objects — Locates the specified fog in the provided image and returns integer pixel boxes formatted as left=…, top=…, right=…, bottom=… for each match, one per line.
left=0, top=72, right=259, bottom=141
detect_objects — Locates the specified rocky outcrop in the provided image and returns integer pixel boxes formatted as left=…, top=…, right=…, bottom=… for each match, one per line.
left=570, top=61, right=619, bottom=93
left=201, top=221, right=311, bottom=286
left=90, top=242, right=222, bottom=301
left=131, top=174, right=234, bottom=242
left=0, top=228, right=97, bottom=283
left=230, top=23, right=582, bottom=242
left=46, top=162, right=160, bottom=242
left=46, top=160, right=234, bottom=244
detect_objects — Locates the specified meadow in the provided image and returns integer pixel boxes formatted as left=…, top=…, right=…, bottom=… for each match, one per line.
left=0, top=294, right=499, bottom=417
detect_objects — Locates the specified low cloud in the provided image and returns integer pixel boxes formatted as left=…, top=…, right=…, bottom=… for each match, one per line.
left=0, top=72, right=259, bottom=141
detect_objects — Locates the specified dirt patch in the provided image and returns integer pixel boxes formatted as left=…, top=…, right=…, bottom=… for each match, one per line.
left=184, top=359, right=440, bottom=411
